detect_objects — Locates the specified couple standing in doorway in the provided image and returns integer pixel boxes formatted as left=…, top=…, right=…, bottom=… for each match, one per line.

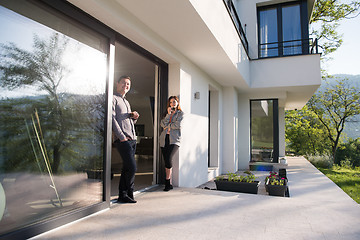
left=112, top=75, right=183, bottom=203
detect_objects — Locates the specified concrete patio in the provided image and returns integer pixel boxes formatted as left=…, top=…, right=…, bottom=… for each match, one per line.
left=32, top=157, right=360, bottom=240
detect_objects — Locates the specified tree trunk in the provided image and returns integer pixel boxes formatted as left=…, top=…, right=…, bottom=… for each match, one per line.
left=53, top=146, right=60, bottom=173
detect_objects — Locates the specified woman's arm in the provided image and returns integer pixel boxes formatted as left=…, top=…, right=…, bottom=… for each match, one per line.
left=168, top=111, right=183, bottom=130
left=160, top=113, right=171, bottom=128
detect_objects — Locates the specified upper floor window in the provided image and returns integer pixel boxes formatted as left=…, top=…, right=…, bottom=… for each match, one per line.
left=258, top=1, right=309, bottom=58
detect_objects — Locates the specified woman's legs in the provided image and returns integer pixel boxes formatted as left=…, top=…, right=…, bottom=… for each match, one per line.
left=161, top=135, right=178, bottom=191
left=165, top=167, right=172, bottom=180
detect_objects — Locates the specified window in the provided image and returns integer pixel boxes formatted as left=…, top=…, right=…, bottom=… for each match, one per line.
left=259, top=7, right=278, bottom=57
left=258, top=1, right=308, bottom=58
left=0, top=0, right=107, bottom=235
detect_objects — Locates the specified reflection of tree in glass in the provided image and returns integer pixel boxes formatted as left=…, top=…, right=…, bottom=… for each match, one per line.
left=0, top=33, right=104, bottom=174
left=0, top=33, right=69, bottom=93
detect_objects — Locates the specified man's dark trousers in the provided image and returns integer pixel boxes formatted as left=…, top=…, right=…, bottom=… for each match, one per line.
left=114, top=139, right=137, bottom=198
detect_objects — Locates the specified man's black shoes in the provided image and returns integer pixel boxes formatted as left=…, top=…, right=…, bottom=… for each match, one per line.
left=117, top=195, right=137, bottom=204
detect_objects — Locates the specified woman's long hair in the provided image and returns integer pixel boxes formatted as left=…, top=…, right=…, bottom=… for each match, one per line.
left=163, top=96, right=182, bottom=117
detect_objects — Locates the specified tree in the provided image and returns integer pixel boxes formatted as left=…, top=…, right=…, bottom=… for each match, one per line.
left=0, top=33, right=106, bottom=174
left=307, top=78, right=360, bottom=163
left=0, top=33, right=70, bottom=173
left=310, top=0, right=360, bottom=59
left=285, top=106, right=331, bottom=156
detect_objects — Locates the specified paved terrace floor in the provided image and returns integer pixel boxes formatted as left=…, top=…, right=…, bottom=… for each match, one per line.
left=33, top=157, right=360, bottom=240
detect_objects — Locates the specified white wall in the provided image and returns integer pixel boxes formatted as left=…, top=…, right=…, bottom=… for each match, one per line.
left=250, top=55, right=321, bottom=88
left=279, top=107, right=285, bottom=157
left=235, top=0, right=258, bottom=59
left=238, top=94, right=251, bottom=170
left=190, top=0, right=250, bottom=86
left=222, top=87, right=239, bottom=174
left=177, top=66, right=209, bottom=187
left=168, top=61, right=224, bottom=188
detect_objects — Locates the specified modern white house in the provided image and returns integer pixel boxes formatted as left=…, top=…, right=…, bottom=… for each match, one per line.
left=0, top=0, right=321, bottom=238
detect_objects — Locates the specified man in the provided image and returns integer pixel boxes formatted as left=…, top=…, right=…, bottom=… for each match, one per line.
left=112, top=75, right=139, bottom=203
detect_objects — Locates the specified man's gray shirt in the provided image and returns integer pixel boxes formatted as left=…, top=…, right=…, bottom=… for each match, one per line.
left=112, top=93, right=136, bottom=141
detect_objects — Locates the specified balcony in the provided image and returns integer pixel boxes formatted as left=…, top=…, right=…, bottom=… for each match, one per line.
left=224, top=0, right=249, bottom=56
left=259, top=38, right=319, bottom=58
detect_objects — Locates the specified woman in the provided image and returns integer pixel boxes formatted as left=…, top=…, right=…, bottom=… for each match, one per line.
left=159, top=96, right=183, bottom=191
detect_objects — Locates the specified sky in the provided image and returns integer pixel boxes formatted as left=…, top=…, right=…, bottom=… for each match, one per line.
left=0, top=6, right=107, bottom=98
left=322, top=14, right=360, bottom=76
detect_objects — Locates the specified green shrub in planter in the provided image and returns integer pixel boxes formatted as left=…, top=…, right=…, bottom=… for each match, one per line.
left=214, top=172, right=260, bottom=194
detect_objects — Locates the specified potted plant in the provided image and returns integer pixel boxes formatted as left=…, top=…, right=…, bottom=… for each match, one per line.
left=265, top=171, right=278, bottom=192
left=265, top=172, right=287, bottom=197
left=214, top=171, right=260, bottom=194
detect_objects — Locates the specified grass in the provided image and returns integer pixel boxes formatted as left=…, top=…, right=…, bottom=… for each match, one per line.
left=318, top=166, right=360, bottom=204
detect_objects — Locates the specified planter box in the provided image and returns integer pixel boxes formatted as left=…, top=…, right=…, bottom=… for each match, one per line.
left=267, top=183, right=287, bottom=197
left=214, top=180, right=260, bottom=194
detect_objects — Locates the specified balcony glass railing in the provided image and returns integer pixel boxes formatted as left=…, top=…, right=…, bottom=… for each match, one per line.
left=259, top=38, right=319, bottom=58
left=223, top=0, right=249, bottom=56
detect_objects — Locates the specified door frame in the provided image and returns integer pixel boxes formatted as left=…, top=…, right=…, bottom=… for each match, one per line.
left=112, top=34, right=168, bottom=188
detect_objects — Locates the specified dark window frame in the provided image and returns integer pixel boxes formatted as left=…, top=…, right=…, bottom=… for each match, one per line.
left=257, top=0, right=309, bottom=58
left=249, top=99, right=279, bottom=163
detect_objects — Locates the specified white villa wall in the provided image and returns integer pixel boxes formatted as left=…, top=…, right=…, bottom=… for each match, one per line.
left=238, top=95, right=251, bottom=170
left=279, top=107, right=286, bottom=157
left=68, top=0, right=320, bottom=188
left=234, top=0, right=258, bottom=60
left=175, top=64, right=224, bottom=188
left=222, top=87, right=239, bottom=173
left=250, top=55, right=321, bottom=88
left=190, top=0, right=250, bottom=86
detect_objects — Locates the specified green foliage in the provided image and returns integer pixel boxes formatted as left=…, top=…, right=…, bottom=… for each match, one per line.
left=0, top=33, right=105, bottom=174
left=216, top=172, right=257, bottom=183
left=318, top=166, right=360, bottom=204
left=285, top=105, right=331, bottom=156
left=308, top=78, right=360, bottom=164
left=0, top=33, right=69, bottom=93
left=286, top=76, right=360, bottom=163
left=335, top=138, right=360, bottom=167
left=310, top=0, right=360, bottom=59
left=269, top=178, right=286, bottom=186
left=306, top=154, right=334, bottom=169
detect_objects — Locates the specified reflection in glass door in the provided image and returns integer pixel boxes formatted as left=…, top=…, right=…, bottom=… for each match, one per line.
left=0, top=1, right=107, bottom=235
left=250, top=99, right=279, bottom=163
left=111, top=42, right=157, bottom=198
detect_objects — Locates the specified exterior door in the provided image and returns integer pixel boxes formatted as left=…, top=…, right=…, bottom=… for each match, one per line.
left=111, top=41, right=160, bottom=198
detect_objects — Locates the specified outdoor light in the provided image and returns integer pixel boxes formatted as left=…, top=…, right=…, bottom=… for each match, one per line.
left=194, top=91, right=200, bottom=99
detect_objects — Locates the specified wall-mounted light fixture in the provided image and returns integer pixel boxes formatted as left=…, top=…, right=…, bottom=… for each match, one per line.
left=194, top=91, right=200, bottom=99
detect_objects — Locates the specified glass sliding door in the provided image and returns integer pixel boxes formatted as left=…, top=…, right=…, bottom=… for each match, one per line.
left=250, top=100, right=279, bottom=163
left=111, top=41, right=158, bottom=198
left=0, top=0, right=107, bottom=236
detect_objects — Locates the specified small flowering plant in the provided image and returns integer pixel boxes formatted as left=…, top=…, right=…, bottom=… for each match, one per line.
left=265, top=171, right=278, bottom=183
left=269, top=178, right=286, bottom=186
left=265, top=171, right=287, bottom=186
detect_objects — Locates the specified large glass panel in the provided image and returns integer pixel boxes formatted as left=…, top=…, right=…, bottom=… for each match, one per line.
left=111, top=42, right=156, bottom=198
left=0, top=1, right=107, bottom=235
left=251, top=100, right=274, bottom=162
left=259, top=8, right=278, bottom=57
left=282, top=4, right=302, bottom=55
